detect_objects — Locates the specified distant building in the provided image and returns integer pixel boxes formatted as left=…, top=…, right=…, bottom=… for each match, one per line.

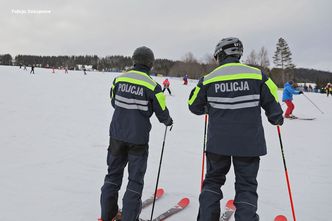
left=296, top=82, right=316, bottom=92
left=76, top=64, right=94, bottom=71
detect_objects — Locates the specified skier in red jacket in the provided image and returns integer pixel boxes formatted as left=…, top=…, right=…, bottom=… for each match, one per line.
left=162, top=78, right=172, bottom=95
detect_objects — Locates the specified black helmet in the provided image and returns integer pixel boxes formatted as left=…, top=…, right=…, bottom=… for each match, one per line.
left=214, top=37, right=243, bottom=60
left=132, top=46, right=155, bottom=68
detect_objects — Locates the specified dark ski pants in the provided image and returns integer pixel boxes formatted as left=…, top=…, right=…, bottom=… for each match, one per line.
left=197, top=152, right=260, bottom=221
left=162, top=87, right=172, bottom=95
left=100, top=138, right=148, bottom=221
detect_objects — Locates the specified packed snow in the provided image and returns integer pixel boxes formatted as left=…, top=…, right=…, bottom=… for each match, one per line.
left=0, top=65, right=331, bottom=221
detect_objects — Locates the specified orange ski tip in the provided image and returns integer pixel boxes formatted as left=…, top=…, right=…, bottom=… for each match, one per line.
left=274, top=215, right=288, bottom=221
left=226, top=199, right=236, bottom=210
left=178, top=197, right=190, bottom=208
left=156, top=187, right=165, bottom=197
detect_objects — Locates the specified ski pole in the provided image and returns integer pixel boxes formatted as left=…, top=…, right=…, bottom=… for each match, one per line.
left=302, top=93, right=324, bottom=114
left=277, top=126, right=297, bottom=221
left=150, top=125, right=172, bottom=221
left=200, top=114, right=208, bottom=192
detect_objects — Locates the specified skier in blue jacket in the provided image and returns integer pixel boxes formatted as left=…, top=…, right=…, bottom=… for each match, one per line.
left=282, top=80, right=303, bottom=118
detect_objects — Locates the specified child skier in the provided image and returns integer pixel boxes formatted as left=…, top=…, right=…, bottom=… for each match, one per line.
left=162, top=78, right=172, bottom=95
left=282, top=80, right=303, bottom=118
left=183, top=74, right=188, bottom=85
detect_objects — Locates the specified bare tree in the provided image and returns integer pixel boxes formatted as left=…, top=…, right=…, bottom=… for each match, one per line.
left=182, top=52, right=197, bottom=63
left=202, top=53, right=218, bottom=74
left=170, top=52, right=204, bottom=79
left=258, top=47, right=270, bottom=68
left=202, top=53, right=217, bottom=65
left=0, top=54, right=13, bottom=65
left=245, top=50, right=258, bottom=65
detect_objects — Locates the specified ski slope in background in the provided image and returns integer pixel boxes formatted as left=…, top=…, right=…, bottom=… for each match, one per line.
left=0, top=66, right=331, bottom=221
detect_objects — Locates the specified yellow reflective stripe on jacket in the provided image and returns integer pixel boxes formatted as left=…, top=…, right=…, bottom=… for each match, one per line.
left=265, top=78, right=279, bottom=102
left=188, top=86, right=201, bottom=105
left=212, top=62, right=261, bottom=72
left=111, top=84, right=115, bottom=98
left=203, top=63, right=262, bottom=85
left=115, top=70, right=157, bottom=91
left=203, top=73, right=262, bottom=85
left=155, top=92, right=166, bottom=111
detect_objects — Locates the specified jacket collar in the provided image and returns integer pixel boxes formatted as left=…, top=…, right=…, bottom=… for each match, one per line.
left=132, top=64, right=151, bottom=75
left=219, top=57, right=240, bottom=66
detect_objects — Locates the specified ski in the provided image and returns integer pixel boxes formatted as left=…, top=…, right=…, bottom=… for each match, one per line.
left=108, top=188, right=165, bottom=221
left=293, top=117, right=315, bottom=120
left=219, top=200, right=288, bottom=221
left=274, top=215, right=288, bottom=221
left=286, top=116, right=316, bottom=120
left=142, top=187, right=165, bottom=208
left=220, top=199, right=235, bottom=221
left=140, top=197, right=190, bottom=221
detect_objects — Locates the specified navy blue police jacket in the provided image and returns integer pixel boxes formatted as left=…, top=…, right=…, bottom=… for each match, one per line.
left=109, top=65, right=171, bottom=145
left=188, top=58, right=283, bottom=157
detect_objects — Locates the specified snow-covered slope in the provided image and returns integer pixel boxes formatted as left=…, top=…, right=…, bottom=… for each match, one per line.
left=0, top=66, right=331, bottom=220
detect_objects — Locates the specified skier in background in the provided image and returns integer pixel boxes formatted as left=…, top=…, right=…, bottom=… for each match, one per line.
left=325, top=83, right=331, bottom=97
left=30, top=65, right=35, bottom=74
left=188, top=37, right=283, bottom=221
left=83, top=68, right=87, bottom=75
left=65, top=66, right=68, bottom=74
left=99, top=46, right=173, bottom=221
left=282, top=80, right=303, bottom=118
left=162, top=78, right=172, bottom=95
left=183, top=74, right=188, bottom=85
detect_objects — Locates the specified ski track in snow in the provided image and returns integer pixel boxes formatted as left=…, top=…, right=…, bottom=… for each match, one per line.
left=0, top=66, right=331, bottom=221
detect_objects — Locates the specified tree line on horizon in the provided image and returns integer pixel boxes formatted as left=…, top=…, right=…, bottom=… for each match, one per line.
left=1, top=38, right=331, bottom=88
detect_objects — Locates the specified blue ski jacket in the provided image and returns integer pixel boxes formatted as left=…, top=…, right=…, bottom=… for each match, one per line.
left=188, top=58, right=283, bottom=157
left=282, top=82, right=300, bottom=101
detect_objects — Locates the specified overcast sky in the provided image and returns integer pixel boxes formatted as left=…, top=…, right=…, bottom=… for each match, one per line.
left=1, top=0, right=332, bottom=71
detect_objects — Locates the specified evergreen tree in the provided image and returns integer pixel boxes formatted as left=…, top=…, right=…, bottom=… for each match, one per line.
left=273, top=37, right=295, bottom=69
left=273, top=37, right=295, bottom=83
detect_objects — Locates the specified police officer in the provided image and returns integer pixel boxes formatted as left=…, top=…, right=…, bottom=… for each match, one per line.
left=100, top=46, right=173, bottom=221
left=188, top=37, right=283, bottom=221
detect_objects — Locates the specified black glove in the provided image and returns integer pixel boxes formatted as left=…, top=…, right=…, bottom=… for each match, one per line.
left=299, top=91, right=304, bottom=94
left=276, top=117, right=284, bottom=126
left=164, top=117, right=173, bottom=126
left=204, top=106, right=209, bottom=114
